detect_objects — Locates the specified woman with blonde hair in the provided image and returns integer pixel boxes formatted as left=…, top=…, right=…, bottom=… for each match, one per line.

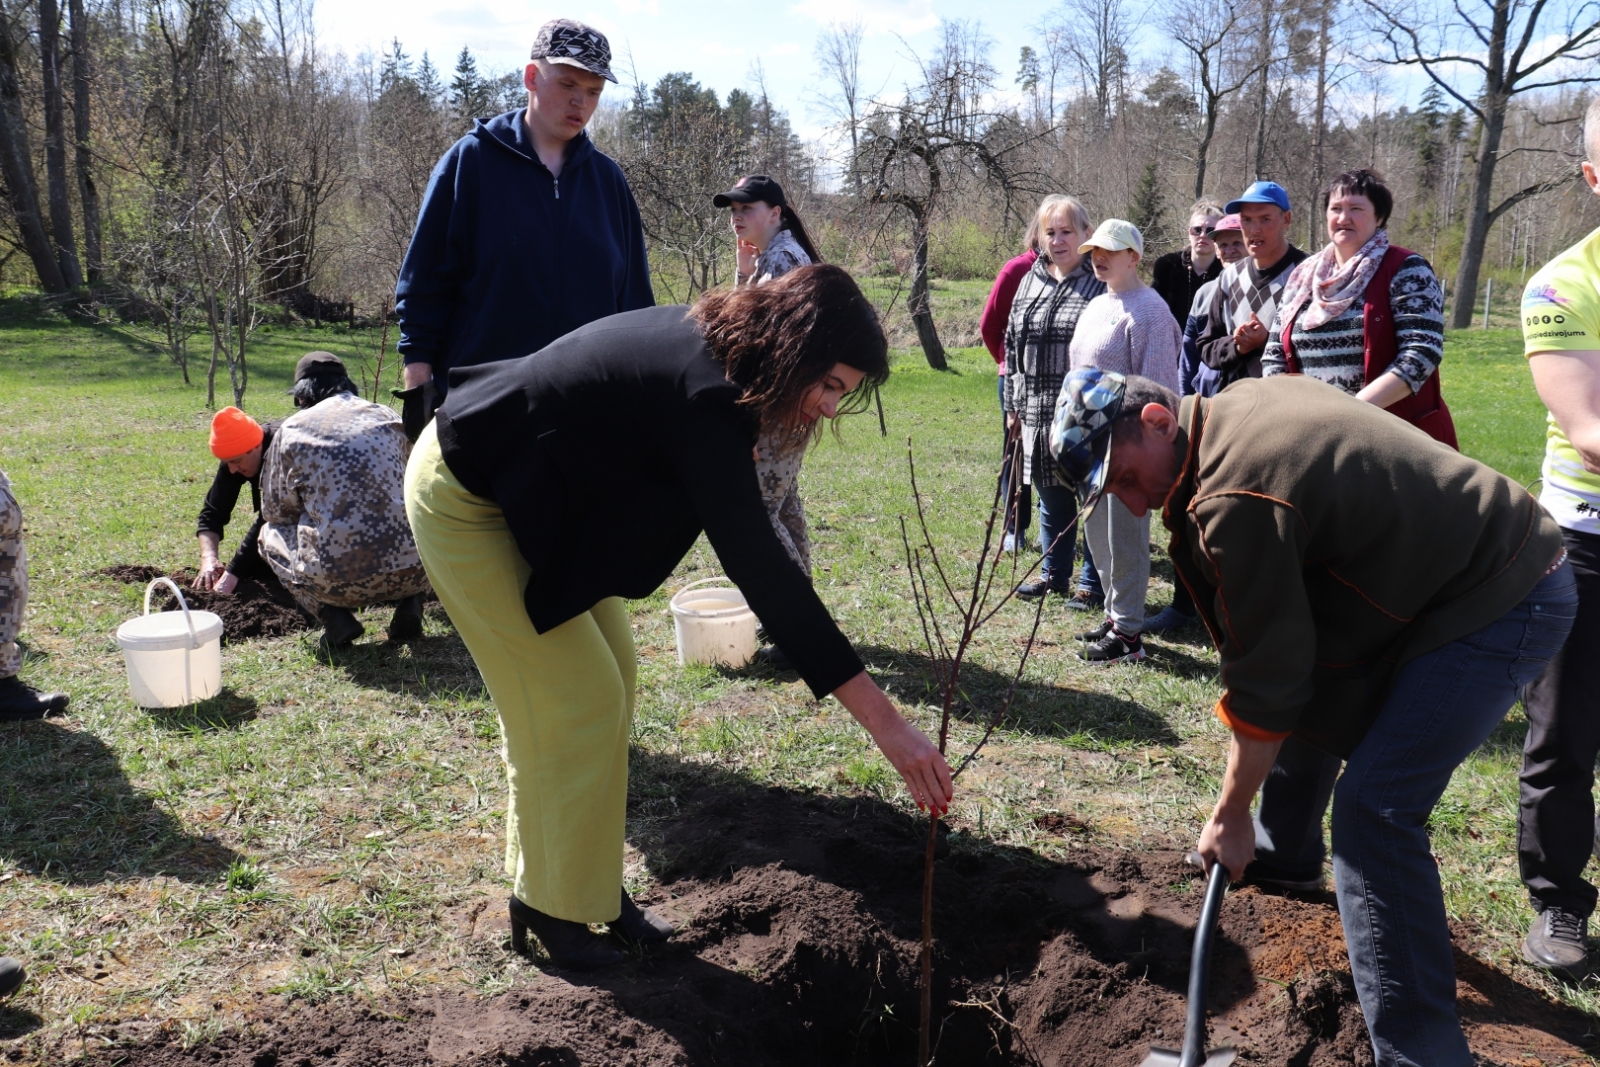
left=1004, top=194, right=1105, bottom=598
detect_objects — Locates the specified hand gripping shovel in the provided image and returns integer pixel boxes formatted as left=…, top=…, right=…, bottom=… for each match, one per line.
left=1141, top=859, right=1237, bottom=1067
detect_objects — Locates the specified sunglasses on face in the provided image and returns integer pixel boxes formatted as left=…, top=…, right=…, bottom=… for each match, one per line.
left=1189, top=225, right=1212, bottom=236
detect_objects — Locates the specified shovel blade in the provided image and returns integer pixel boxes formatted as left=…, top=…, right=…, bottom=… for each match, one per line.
left=1139, top=1046, right=1238, bottom=1067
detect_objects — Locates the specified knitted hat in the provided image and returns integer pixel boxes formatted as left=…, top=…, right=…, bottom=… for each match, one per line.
left=209, top=407, right=263, bottom=460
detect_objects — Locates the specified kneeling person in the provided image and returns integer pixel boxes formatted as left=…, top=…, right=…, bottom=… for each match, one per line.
left=1050, top=368, right=1573, bottom=1067
left=259, top=367, right=430, bottom=650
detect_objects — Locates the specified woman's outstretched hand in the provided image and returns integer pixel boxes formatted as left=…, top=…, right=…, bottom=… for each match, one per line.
left=832, top=670, right=954, bottom=815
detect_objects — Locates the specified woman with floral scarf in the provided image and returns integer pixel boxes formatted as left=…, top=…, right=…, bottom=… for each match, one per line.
left=1246, top=168, right=1457, bottom=907
left=1261, top=169, right=1454, bottom=446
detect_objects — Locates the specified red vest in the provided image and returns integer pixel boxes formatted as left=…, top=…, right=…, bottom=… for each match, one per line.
left=1281, top=245, right=1458, bottom=450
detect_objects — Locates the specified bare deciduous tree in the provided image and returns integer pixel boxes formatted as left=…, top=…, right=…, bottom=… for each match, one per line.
left=1364, top=0, right=1600, bottom=326
left=813, top=19, right=864, bottom=194
left=1163, top=0, right=1273, bottom=198
left=861, top=21, right=1045, bottom=370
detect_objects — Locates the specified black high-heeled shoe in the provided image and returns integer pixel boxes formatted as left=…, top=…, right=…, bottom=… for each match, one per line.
left=507, top=896, right=625, bottom=970
left=614, top=890, right=675, bottom=944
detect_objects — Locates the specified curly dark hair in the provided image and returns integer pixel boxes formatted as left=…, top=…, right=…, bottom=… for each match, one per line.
left=690, top=263, right=888, bottom=438
left=1323, top=168, right=1394, bottom=228
left=291, top=371, right=360, bottom=409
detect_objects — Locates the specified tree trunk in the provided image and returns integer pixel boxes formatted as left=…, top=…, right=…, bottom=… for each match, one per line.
left=1449, top=104, right=1508, bottom=329
left=0, top=15, right=68, bottom=293
left=1194, top=92, right=1219, bottom=199
left=39, top=0, right=83, bottom=288
left=1251, top=2, right=1274, bottom=180
left=1310, top=1, right=1331, bottom=250
left=908, top=212, right=947, bottom=370
left=69, top=0, right=101, bottom=283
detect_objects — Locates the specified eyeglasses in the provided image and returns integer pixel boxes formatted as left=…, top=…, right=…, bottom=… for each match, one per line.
left=1189, top=225, right=1212, bottom=236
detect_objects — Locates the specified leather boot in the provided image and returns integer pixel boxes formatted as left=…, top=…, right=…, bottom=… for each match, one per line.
left=387, top=594, right=424, bottom=643
left=317, top=606, right=364, bottom=653
left=614, top=890, right=675, bottom=943
left=0, top=676, right=67, bottom=722
left=508, top=896, right=625, bottom=970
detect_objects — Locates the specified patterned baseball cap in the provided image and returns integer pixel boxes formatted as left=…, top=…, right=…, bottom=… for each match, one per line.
left=1049, top=368, right=1128, bottom=511
left=530, top=19, right=616, bottom=83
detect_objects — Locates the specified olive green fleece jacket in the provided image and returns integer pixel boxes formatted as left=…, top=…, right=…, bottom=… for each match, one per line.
left=1163, top=376, right=1563, bottom=757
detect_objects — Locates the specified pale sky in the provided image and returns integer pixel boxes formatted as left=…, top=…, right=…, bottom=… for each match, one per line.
left=312, top=0, right=1066, bottom=141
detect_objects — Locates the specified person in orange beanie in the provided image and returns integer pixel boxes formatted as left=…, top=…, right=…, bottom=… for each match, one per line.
left=195, top=407, right=272, bottom=597
left=194, top=353, right=430, bottom=652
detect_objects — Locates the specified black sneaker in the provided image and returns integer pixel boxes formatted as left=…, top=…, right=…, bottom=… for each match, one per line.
left=0, top=957, right=23, bottom=998
left=1075, top=618, right=1114, bottom=642
left=1063, top=590, right=1105, bottom=612
left=0, top=676, right=68, bottom=721
left=1243, top=858, right=1326, bottom=892
left=1080, top=629, right=1145, bottom=663
left=1522, top=908, right=1589, bottom=979
left=1016, top=576, right=1069, bottom=600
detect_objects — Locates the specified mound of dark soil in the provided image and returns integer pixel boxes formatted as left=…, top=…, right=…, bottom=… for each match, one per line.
left=85, top=776, right=1595, bottom=1067
left=98, top=565, right=314, bottom=643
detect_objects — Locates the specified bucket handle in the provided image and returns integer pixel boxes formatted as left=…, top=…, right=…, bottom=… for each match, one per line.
left=674, top=576, right=740, bottom=598
left=143, top=576, right=201, bottom=650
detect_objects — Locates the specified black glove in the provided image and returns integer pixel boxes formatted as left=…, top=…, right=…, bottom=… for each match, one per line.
left=393, top=380, right=440, bottom=443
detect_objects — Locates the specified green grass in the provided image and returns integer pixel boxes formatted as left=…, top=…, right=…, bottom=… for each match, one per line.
left=0, top=296, right=1589, bottom=1059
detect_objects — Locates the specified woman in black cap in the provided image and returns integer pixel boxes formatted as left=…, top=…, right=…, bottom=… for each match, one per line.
left=713, top=175, right=826, bottom=666
left=716, top=174, right=822, bottom=288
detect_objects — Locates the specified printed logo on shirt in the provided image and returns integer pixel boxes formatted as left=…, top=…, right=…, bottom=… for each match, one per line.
left=1524, top=282, right=1571, bottom=309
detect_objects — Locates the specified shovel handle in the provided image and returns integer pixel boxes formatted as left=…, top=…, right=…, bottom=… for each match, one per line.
left=1180, top=863, right=1230, bottom=1066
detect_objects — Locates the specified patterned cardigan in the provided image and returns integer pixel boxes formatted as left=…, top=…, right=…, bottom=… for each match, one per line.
left=1003, top=257, right=1106, bottom=487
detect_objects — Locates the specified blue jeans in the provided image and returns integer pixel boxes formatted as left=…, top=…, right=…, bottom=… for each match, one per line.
left=1332, top=563, right=1576, bottom=1066
left=1035, top=483, right=1078, bottom=590
left=1078, top=534, right=1103, bottom=597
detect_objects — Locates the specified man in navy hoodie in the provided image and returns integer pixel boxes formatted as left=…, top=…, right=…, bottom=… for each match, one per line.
left=394, top=19, right=654, bottom=437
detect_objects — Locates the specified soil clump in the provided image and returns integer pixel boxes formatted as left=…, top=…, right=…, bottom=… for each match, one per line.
left=98, top=565, right=314, bottom=643
left=84, top=771, right=1594, bottom=1066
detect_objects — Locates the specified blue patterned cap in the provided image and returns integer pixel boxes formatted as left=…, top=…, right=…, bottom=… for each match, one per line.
left=1049, top=368, right=1127, bottom=511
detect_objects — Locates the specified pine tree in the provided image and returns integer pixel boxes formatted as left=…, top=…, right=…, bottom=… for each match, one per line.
left=450, top=46, right=493, bottom=124
left=379, top=39, right=413, bottom=94
left=1130, top=161, right=1164, bottom=251
left=416, top=52, right=444, bottom=104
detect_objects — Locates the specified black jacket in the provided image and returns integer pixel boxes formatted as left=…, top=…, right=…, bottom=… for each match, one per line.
left=196, top=425, right=276, bottom=574
left=1151, top=248, right=1222, bottom=327
left=394, top=112, right=655, bottom=395
left=435, top=306, right=864, bottom=698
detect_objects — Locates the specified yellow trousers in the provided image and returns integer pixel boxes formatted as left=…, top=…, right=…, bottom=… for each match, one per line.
left=404, top=423, right=635, bottom=923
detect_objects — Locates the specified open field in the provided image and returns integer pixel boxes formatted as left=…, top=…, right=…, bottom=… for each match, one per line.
left=0, top=295, right=1591, bottom=1063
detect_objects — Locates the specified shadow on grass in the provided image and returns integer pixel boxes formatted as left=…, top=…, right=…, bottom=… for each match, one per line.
left=0, top=1004, right=42, bottom=1040
left=0, top=721, right=240, bottom=884
left=144, top=687, right=258, bottom=732
left=327, top=627, right=487, bottom=704
left=817, top=644, right=1181, bottom=745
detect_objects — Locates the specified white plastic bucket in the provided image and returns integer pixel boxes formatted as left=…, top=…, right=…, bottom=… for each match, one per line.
left=670, top=577, right=758, bottom=668
left=115, top=578, right=225, bottom=708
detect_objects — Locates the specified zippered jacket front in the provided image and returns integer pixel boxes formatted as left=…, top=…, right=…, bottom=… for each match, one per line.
left=395, top=110, right=654, bottom=393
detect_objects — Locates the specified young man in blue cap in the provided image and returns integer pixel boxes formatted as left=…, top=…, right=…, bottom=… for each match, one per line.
left=1193, top=181, right=1307, bottom=388
left=393, top=18, right=654, bottom=438
left=1049, top=365, right=1573, bottom=1067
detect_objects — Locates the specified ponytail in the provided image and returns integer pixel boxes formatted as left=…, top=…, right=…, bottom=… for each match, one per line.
left=779, top=205, right=823, bottom=265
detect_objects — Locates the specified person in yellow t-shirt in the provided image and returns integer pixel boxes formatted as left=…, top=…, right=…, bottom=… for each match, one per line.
left=1518, top=94, right=1600, bottom=979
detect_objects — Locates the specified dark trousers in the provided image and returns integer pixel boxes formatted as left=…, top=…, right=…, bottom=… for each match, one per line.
left=1255, top=734, right=1343, bottom=873
left=1520, top=526, right=1600, bottom=918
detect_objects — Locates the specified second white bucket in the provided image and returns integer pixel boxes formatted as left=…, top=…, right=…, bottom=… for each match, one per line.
left=670, top=577, right=758, bottom=668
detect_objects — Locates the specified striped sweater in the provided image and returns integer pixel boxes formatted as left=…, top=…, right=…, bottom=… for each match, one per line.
left=1260, top=254, right=1445, bottom=396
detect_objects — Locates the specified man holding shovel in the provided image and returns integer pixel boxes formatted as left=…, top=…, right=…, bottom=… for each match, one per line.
left=1049, top=367, right=1574, bottom=1067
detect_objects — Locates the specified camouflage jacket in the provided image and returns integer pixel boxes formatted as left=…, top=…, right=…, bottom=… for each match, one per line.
left=260, top=394, right=422, bottom=593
